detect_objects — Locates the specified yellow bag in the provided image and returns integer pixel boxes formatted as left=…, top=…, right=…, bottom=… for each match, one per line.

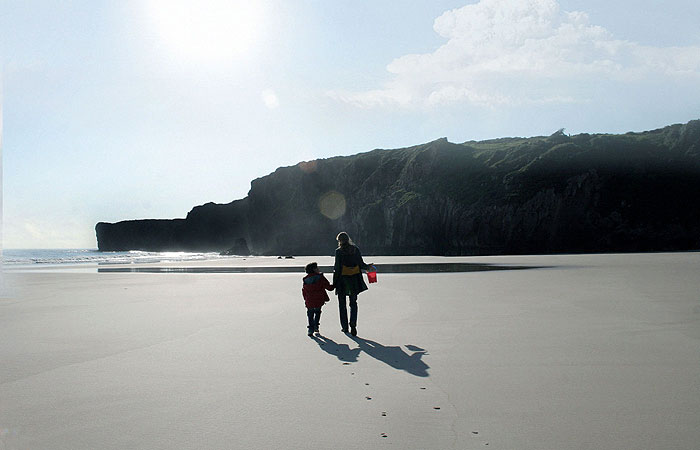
left=341, top=265, right=360, bottom=276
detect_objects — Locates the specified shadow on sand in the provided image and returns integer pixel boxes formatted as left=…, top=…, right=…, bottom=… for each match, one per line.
left=312, top=335, right=361, bottom=363
left=312, top=334, right=429, bottom=377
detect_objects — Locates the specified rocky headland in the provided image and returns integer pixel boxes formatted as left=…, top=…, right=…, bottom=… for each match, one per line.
left=96, top=120, right=700, bottom=255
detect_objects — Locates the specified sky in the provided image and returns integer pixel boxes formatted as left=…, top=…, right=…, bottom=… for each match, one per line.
left=1, top=0, right=699, bottom=249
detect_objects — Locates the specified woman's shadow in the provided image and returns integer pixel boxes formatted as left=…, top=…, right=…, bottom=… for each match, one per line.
left=351, top=336, right=429, bottom=377
left=313, top=334, right=429, bottom=377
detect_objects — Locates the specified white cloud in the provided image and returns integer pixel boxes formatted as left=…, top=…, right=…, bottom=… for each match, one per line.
left=330, top=0, right=700, bottom=109
left=261, top=89, right=280, bottom=109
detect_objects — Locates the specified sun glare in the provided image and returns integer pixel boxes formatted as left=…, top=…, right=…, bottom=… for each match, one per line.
left=146, top=0, right=264, bottom=64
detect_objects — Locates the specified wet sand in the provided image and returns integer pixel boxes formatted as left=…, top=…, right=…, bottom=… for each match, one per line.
left=1, top=253, right=699, bottom=449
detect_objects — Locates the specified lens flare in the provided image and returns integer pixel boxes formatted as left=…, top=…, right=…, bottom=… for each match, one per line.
left=319, top=191, right=346, bottom=220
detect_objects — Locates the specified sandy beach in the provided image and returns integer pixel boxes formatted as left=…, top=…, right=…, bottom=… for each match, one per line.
left=1, top=252, right=699, bottom=449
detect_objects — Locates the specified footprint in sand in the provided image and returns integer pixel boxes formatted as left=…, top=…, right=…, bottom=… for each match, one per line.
left=381, top=412, right=387, bottom=417
left=364, top=383, right=370, bottom=386
left=433, top=407, right=441, bottom=410
left=366, top=396, right=372, bottom=400
left=420, top=387, right=426, bottom=390
left=380, top=433, right=388, bottom=438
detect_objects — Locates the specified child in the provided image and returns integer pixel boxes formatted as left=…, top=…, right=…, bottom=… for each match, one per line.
left=302, top=262, right=334, bottom=336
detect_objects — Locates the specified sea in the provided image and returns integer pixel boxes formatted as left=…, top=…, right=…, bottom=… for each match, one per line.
left=1, top=249, right=238, bottom=268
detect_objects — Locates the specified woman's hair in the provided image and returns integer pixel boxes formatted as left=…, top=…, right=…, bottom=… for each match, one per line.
left=336, top=231, right=352, bottom=249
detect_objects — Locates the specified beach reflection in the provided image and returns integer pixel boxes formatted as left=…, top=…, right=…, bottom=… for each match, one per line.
left=98, top=262, right=546, bottom=273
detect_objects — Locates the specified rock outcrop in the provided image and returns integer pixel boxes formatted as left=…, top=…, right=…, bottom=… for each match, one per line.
left=96, top=120, right=700, bottom=255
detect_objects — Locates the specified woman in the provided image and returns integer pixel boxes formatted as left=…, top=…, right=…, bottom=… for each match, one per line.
left=333, top=232, right=372, bottom=336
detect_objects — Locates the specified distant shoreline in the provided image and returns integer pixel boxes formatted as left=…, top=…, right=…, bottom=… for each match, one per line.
left=4, top=250, right=699, bottom=276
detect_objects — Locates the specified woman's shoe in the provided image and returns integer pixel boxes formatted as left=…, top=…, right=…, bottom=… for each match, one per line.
left=350, top=325, right=357, bottom=336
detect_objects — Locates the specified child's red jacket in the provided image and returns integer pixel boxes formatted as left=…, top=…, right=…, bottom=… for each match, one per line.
left=302, top=272, right=334, bottom=308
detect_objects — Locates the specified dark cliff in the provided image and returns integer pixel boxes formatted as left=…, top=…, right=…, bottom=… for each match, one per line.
left=96, top=120, right=700, bottom=255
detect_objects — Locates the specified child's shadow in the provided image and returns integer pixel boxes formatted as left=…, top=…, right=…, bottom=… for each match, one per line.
left=350, top=336, right=430, bottom=377
left=312, top=335, right=361, bottom=363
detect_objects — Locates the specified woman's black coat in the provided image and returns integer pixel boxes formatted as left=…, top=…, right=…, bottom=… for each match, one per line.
left=333, top=245, right=370, bottom=297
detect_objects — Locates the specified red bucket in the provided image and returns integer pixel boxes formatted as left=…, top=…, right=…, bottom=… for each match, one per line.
left=367, top=266, right=377, bottom=283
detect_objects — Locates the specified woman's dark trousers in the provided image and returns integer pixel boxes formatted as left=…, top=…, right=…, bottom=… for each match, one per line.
left=338, top=294, right=358, bottom=331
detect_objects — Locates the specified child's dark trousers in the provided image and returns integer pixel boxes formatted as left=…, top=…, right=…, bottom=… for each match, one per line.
left=307, top=307, right=321, bottom=332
